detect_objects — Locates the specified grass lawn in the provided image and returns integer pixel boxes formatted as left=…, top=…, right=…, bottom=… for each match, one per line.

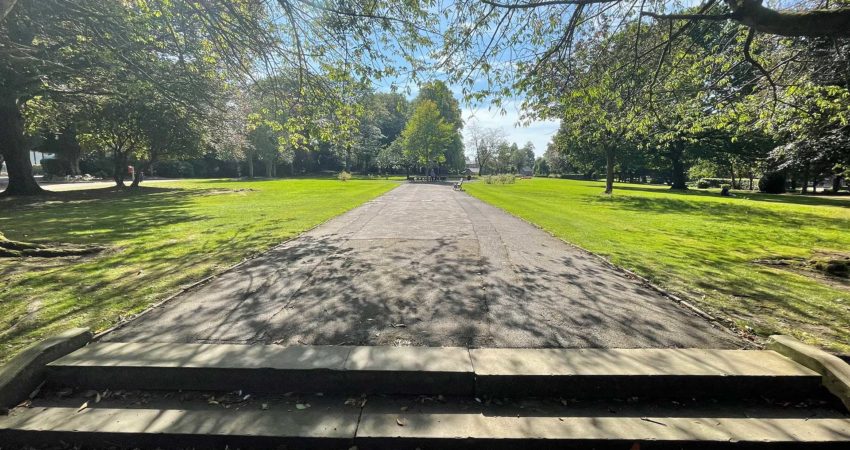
left=0, top=178, right=397, bottom=362
left=466, top=178, right=850, bottom=354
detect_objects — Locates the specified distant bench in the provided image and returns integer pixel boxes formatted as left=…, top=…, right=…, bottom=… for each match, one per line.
left=407, top=176, right=447, bottom=182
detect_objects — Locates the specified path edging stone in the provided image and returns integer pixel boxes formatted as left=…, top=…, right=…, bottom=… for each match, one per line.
left=0, top=328, right=92, bottom=411
left=768, top=334, right=850, bottom=411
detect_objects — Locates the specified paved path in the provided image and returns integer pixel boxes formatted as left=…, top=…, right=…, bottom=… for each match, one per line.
left=105, top=183, right=738, bottom=348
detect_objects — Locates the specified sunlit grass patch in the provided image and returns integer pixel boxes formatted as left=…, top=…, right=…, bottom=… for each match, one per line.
left=466, top=178, right=850, bottom=353
left=0, top=178, right=397, bottom=362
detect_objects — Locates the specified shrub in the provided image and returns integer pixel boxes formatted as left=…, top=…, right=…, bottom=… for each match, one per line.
left=80, top=157, right=112, bottom=179
left=338, top=170, right=352, bottom=182
left=696, top=179, right=711, bottom=189
left=758, top=172, right=786, bottom=194
left=484, top=174, right=516, bottom=184
left=40, top=158, right=67, bottom=177
left=155, top=160, right=195, bottom=178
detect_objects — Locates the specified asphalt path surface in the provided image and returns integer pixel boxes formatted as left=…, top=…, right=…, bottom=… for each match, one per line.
left=105, top=182, right=739, bottom=348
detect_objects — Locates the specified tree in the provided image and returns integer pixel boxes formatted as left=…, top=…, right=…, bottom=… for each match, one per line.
left=409, top=80, right=465, bottom=174
left=412, top=81, right=463, bottom=130
left=514, top=142, right=535, bottom=173
left=1, top=0, right=264, bottom=195
left=465, top=121, right=504, bottom=175
left=543, top=141, right=570, bottom=175
left=533, top=156, right=549, bottom=176
left=401, top=100, right=454, bottom=170
left=371, top=93, right=410, bottom=147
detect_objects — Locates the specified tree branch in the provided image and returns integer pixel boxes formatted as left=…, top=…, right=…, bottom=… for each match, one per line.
left=482, top=0, right=618, bottom=8
left=641, top=11, right=732, bottom=21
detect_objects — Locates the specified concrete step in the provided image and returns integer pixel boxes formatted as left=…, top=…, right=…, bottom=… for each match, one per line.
left=2, top=393, right=849, bottom=449
left=47, top=343, right=474, bottom=395
left=47, top=343, right=824, bottom=400
left=470, top=348, right=824, bottom=399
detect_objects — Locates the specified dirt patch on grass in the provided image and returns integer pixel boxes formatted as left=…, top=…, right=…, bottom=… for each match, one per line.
left=755, top=252, right=850, bottom=291
left=202, top=188, right=257, bottom=196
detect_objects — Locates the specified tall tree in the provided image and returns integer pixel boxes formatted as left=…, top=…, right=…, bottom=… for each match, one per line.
left=401, top=100, right=454, bottom=170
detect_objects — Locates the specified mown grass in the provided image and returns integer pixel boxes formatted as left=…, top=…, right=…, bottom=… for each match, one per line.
left=0, top=178, right=397, bottom=362
left=465, top=178, right=850, bottom=353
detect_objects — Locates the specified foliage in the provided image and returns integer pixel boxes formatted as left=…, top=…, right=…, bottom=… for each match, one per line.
left=759, top=172, right=788, bottom=194
left=533, top=157, right=549, bottom=176
left=40, top=158, right=67, bottom=178
left=484, top=174, right=516, bottom=185
left=338, top=170, right=352, bottom=181
left=155, top=161, right=196, bottom=178
left=401, top=100, right=453, bottom=167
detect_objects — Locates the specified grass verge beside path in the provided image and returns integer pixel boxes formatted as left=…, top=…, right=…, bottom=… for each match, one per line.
left=466, top=178, right=850, bottom=354
left=0, top=178, right=397, bottom=363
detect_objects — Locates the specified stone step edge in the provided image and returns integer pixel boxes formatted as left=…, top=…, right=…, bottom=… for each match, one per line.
left=50, top=342, right=820, bottom=378
left=44, top=341, right=830, bottom=399
left=2, top=406, right=850, bottom=448
left=769, top=335, right=850, bottom=411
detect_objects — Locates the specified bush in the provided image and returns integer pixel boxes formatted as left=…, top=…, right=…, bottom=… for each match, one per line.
left=80, top=157, right=112, bottom=179
left=758, top=172, right=786, bottom=194
left=155, top=160, right=195, bottom=178
left=484, top=174, right=516, bottom=184
left=696, top=179, right=711, bottom=189
left=338, top=170, right=352, bottom=182
left=40, top=158, right=67, bottom=177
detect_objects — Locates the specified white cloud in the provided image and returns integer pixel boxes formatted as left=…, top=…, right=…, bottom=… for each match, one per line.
left=462, top=103, right=559, bottom=157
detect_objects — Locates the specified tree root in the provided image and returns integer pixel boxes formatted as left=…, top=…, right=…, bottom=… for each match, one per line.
left=0, top=232, right=105, bottom=258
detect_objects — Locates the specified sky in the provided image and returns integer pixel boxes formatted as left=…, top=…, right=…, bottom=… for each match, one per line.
left=461, top=103, right=559, bottom=158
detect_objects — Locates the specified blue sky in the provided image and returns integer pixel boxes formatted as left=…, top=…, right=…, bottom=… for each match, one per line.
left=461, top=101, right=559, bottom=157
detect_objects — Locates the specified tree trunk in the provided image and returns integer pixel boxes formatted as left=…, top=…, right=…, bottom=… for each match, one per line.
left=69, top=155, right=81, bottom=176
left=130, top=159, right=152, bottom=188
left=247, top=154, right=254, bottom=178
left=112, top=149, right=128, bottom=187
left=670, top=142, right=687, bottom=190
left=834, top=176, right=844, bottom=194
left=729, top=161, right=736, bottom=190
left=0, top=94, right=43, bottom=195
left=604, top=147, right=615, bottom=194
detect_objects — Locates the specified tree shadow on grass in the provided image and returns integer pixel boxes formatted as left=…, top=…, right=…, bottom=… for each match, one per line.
left=609, top=184, right=850, bottom=209
left=0, top=186, right=275, bottom=359
left=582, top=191, right=848, bottom=232
left=0, top=186, right=209, bottom=243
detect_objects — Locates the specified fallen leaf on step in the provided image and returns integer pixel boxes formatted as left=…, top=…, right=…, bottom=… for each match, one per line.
left=640, top=417, right=667, bottom=426
left=296, top=403, right=310, bottom=410
left=391, top=323, right=406, bottom=328
left=344, top=398, right=357, bottom=406
left=76, top=401, right=89, bottom=413
left=400, top=406, right=408, bottom=412
left=28, top=381, right=45, bottom=400
left=261, top=403, right=269, bottom=410
left=95, top=392, right=101, bottom=404
left=396, top=417, right=406, bottom=426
